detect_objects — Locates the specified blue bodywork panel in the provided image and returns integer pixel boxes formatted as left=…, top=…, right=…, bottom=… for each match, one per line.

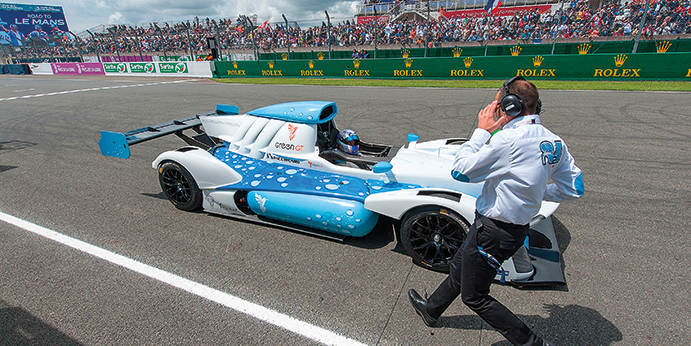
left=247, top=101, right=337, bottom=124
left=214, top=144, right=418, bottom=202
left=247, top=191, right=379, bottom=237
left=99, top=131, right=130, bottom=159
left=212, top=144, right=419, bottom=237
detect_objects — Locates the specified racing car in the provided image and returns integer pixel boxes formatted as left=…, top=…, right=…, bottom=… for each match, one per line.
left=99, top=101, right=565, bottom=285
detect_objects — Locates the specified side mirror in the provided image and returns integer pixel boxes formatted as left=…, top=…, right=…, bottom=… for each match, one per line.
left=372, top=161, right=393, bottom=174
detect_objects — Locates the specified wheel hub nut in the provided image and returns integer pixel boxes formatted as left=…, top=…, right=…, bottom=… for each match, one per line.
left=433, top=234, right=442, bottom=243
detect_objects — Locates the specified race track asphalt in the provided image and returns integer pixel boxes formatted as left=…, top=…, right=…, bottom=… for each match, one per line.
left=0, top=75, right=688, bottom=345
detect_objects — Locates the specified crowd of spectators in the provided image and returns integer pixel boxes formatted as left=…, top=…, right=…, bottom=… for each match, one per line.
left=4, top=0, right=690, bottom=61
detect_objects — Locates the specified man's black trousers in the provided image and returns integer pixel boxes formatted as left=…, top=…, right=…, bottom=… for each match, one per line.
left=426, top=213, right=544, bottom=346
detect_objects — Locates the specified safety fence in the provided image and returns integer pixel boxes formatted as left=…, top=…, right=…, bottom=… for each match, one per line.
left=215, top=52, right=691, bottom=81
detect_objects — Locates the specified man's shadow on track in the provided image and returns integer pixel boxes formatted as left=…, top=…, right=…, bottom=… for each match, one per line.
left=441, top=303, right=622, bottom=346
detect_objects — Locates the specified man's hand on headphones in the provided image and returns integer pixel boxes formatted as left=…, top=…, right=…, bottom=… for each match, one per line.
left=478, top=101, right=508, bottom=133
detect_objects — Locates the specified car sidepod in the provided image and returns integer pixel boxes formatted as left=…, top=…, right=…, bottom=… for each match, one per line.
left=203, top=144, right=420, bottom=237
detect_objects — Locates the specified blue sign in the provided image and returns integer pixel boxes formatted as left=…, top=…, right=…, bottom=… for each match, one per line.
left=0, top=2, right=69, bottom=46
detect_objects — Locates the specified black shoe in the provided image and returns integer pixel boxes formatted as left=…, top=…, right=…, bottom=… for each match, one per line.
left=408, top=289, right=439, bottom=327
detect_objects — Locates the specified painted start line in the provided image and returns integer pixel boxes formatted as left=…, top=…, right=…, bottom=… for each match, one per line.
left=0, top=211, right=367, bottom=346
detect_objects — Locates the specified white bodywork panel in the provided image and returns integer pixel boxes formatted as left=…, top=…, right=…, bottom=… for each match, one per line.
left=192, top=112, right=559, bottom=223
left=152, top=147, right=242, bottom=189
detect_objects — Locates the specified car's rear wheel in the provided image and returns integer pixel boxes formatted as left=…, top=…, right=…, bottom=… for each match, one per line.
left=400, top=206, right=470, bottom=273
left=158, top=161, right=202, bottom=211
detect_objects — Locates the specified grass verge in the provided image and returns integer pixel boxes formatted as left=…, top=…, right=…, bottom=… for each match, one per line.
left=212, top=78, right=691, bottom=91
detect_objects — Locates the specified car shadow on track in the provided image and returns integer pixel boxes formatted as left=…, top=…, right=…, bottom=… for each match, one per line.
left=441, top=304, right=622, bottom=346
left=343, top=216, right=399, bottom=250
left=0, top=140, right=37, bottom=154
left=0, top=298, right=83, bottom=346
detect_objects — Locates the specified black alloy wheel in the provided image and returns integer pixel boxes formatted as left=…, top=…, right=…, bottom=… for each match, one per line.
left=400, top=206, right=470, bottom=273
left=158, top=161, right=202, bottom=211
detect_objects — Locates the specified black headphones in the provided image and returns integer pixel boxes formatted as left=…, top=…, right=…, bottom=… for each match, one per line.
left=500, top=76, right=541, bottom=117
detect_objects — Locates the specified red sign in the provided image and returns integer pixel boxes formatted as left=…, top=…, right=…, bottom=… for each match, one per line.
left=442, top=5, right=552, bottom=19
left=357, top=15, right=390, bottom=25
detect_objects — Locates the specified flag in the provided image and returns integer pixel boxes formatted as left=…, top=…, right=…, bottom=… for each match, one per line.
left=484, top=0, right=502, bottom=13
left=256, top=18, right=270, bottom=31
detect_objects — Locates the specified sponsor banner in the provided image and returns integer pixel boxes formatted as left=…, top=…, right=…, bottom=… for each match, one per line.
left=442, top=5, right=552, bottom=19
left=51, top=62, right=105, bottom=75
left=102, top=61, right=210, bottom=77
left=103, top=62, right=128, bottom=73
left=0, top=2, right=69, bottom=46
left=216, top=52, right=691, bottom=81
left=158, top=62, right=188, bottom=73
left=129, top=62, right=157, bottom=73
left=28, top=62, right=53, bottom=74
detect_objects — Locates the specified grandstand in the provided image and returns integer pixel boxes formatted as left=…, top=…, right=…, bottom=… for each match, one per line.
left=1, top=0, right=690, bottom=64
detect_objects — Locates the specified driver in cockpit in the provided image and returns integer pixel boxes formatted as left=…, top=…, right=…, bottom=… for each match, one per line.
left=334, top=129, right=362, bottom=168
left=337, top=129, right=360, bottom=156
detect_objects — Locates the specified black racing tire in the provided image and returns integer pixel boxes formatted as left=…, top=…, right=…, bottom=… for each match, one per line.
left=400, top=206, right=471, bottom=273
left=158, top=161, right=202, bottom=211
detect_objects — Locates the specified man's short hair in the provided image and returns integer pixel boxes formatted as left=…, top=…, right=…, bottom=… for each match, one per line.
left=501, top=79, right=540, bottom=116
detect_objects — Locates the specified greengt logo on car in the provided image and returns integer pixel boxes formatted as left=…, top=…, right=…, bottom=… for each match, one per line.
left=275, top=142, right=303, bottom=151
left=288, top=124, right=298, bottom=141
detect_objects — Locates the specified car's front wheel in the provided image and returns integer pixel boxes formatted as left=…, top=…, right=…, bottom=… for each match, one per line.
left=158, top=161, right=202, bottom=211
left=400, top=206, right=470, bottom=273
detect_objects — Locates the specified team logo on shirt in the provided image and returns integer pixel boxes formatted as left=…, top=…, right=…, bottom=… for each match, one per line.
left=540, top=140, right=563, bottom=165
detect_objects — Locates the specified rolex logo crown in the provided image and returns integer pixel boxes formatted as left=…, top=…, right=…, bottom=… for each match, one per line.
left=577, top=43, right=591, bottom=54
left=232, top=61, right=238, bottom=69
left=533, top=55, right=544, bottom=67
left=317, top=52, right=325, bottom=60
left=268, top=61, right=274, bottom=69
left=404, top=58, right=413, bottom=68
left=281, top=52, right=288, bottom=60
left=308, top=60, right=314, bottom=69
left=614, top=54, right=627, bottom=67
left=353, top=59, right=361, bottom=69
left=510, top=45, right=522, bottom=56
left=656, top=41, right=672, bottom=53
left=401, top=49, right=410, bottom=58
left=463, top=57, right=473, bottom=68
left=452, top=47, right=463, bottom=57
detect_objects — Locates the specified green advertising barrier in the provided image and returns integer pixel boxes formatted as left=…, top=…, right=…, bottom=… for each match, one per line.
left=215, top=52, right=691, bottom=81
left=259, top=38, right=691, bottom=60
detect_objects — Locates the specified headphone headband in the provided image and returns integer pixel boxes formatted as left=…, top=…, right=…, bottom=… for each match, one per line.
left=503, top=76, right=525, bottom=94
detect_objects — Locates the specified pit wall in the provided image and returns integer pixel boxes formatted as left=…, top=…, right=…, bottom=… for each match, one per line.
left=214, top=52, right=691, bottom=81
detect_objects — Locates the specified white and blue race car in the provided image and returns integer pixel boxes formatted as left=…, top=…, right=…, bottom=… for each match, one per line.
left=100, top=101, right=565, bottom=285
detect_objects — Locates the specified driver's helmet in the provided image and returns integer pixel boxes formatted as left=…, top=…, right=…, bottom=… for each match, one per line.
left=337, top=129, right=359, bottom=155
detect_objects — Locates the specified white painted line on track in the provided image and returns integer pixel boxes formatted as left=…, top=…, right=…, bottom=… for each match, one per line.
left=0, top=80, right=193, bottom=102
left=0, top=211, right=367, bottom=346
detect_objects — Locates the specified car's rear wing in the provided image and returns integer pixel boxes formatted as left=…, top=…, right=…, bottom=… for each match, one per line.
left=99, top=105, right=239, bottom=159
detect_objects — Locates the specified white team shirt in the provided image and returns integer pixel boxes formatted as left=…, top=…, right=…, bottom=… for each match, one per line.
left=452, top=114, right=584, bottom=225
